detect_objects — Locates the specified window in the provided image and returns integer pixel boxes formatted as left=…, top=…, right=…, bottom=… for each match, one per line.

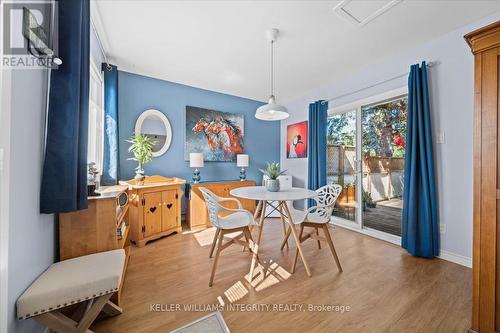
left=88, top=61, right=104, bottom=172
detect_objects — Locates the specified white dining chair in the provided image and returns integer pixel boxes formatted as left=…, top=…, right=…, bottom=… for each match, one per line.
left=199, top=187, right=258, bottom=286
left=280, top=184, right=343, bottom=273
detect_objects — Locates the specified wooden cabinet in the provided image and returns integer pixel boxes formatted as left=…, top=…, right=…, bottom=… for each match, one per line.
left=121, top=175, right=185, bottom=247
left=186, top=180, right=256, bottom=230
left=465, top=21, right=500, bottom=333
left=59, top=185, right=131, bottom=305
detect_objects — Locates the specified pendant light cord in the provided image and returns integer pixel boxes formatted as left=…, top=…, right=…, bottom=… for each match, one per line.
left=270, top=40, right=274, bottom=98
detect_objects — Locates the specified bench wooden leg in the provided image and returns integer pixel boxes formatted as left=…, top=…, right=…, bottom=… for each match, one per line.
left=33, top=293, right=117, bottom=333
left=35, top=311, right=86, bottom=333
left=102, top=300, right=123, bottom=317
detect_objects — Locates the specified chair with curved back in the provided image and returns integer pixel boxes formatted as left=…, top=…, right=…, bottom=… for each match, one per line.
left=199, top=187, right=257, bottom=286
left=280, top=184, right=343, bottom=273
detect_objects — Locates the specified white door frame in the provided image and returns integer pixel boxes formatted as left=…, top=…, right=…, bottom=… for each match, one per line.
left=328, top=87, right=407, bottom=246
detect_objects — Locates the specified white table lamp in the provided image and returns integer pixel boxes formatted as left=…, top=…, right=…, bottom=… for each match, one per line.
left=237, top=154, right=249, bottom=181
left=190, top=153, right=204, bottom=183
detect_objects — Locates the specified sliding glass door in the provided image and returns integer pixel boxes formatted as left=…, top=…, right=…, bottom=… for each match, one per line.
left=361, top=96, right=407, bottom=236
left=327, top=88, right=408, bottom=240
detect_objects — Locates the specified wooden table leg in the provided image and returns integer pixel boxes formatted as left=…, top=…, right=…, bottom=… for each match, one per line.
left=254, top=200, right=263, bottom=220
left=256, top=201, right=266, bottom=243
left=249, top=200, right=267, bottom=281
left=282, top=202, right=312, bottom=277
left=278, top=202, right=289, bottom=249
left=250, top=200, right=263, bottom=233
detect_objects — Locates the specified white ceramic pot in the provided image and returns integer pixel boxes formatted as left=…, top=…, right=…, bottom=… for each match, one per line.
left=265, top=179, right=280, bottom=192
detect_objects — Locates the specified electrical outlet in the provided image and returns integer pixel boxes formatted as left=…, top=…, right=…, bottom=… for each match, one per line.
left=440, top=223, right=446, bottom=234
left=437, top=132, right=445, bottom=144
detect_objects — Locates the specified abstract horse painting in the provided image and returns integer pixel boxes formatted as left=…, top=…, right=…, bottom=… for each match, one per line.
left=185, top=106, right=244, bottom=161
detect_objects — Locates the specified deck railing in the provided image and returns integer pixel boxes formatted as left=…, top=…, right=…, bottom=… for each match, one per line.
left=327, top=144, right=404, bottom=202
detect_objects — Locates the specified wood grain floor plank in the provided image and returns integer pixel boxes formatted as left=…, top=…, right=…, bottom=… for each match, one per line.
left=92, top=220, right=471, bottom=333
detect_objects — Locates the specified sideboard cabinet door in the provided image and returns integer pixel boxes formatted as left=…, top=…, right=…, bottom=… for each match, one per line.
left=161, top=190, right=178, bottom=231
left=143, top=192, right=163, bottom=238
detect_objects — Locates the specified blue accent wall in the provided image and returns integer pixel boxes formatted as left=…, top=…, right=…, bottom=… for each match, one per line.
left=118, top=71, right=280, bottom=185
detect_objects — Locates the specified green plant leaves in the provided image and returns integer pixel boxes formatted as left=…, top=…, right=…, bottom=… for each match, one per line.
left=259, top=161, right=287, bottom=180
left=126, top=134, right=156, bottom=171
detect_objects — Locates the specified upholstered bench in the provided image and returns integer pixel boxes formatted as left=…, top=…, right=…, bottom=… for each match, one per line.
left=17, top=249, right=125, bottom=333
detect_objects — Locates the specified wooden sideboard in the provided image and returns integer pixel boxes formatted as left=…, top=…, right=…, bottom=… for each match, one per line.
left=121, top=175, right=185, bottom=247
left=59, top=185, right=130, bottom=305
left=465, top=21, right=500, bottom=333
left=186, top=180, right=256, bottom=230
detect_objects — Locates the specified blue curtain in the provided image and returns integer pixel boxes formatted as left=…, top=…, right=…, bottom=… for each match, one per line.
left=402, top=62, right=439, bottom=257
left=307, top=100, right=328, bottom=207
left=40, top=0, right=90, bottom=213
left=101, top=63, right=119, bottom=185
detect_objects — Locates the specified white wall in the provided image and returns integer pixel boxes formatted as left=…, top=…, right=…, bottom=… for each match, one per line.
left=0, top=1, right=58, bottom=331
left=6, top=68, right=56, bottom=333
left=90, top=22, right=106, bottom=67
left=281, top=11, right=500, bottom=263
left=0, top=56, right=12, bottom=333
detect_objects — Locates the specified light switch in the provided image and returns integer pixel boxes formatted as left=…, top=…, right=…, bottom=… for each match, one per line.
left=436, top=132, right=445, bottom=144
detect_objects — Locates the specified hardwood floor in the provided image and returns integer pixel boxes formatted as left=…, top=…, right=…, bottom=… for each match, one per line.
left=92, top=219, right=471, bottom=333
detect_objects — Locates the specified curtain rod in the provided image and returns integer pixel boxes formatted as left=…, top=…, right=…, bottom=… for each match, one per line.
left=322, top=61, right=438, bottom=104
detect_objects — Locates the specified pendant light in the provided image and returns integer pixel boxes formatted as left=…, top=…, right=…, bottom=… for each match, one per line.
left=255, top=28, right=289, bottom=121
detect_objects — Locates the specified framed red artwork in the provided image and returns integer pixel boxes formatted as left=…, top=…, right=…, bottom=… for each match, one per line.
left=286, top=121, right=308, bottom=158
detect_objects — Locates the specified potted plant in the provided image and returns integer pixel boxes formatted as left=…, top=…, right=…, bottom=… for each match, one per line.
left=126, top=133, right=156, bottom=185
left=259, top=162, right=286, bottom=192
left=362, top=189, right=376, bottom=211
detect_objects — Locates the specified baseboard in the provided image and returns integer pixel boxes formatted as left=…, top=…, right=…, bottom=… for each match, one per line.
left=331, top=220, right=472, bottom=268
left=439, top=250, right=472, bottom=268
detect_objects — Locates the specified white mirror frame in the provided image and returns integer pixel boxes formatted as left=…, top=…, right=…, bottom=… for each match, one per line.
left=134, top=109, right=172, bottom=157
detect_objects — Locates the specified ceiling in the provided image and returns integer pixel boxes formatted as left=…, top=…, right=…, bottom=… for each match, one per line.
left=93, top=0, right=500, bottom=102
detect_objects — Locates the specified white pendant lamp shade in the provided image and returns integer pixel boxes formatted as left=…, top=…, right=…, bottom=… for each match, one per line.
left=255, top=96, right=289, bottom=121
left=255, top=28, right=289, bottom=121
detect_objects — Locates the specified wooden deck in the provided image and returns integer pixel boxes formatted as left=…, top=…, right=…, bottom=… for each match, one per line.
left=334, top=199, right=402, bottom=236
left=364, top=201, right=402, bottom=236
left=92, top=219, right=471, bottom=333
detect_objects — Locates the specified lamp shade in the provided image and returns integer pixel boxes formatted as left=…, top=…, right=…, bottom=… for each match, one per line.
left=255, top=96, right=289, bottom=121
left=237, top=154, right=249, bottom=167
left=189, top=153, right=204, bottom=168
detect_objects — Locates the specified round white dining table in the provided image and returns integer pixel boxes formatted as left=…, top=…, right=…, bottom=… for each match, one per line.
left=230, top=186, right=318, bottom=278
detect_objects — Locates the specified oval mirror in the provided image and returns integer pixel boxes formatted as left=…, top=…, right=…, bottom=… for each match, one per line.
left=134, top=109, right=172, bottom=157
